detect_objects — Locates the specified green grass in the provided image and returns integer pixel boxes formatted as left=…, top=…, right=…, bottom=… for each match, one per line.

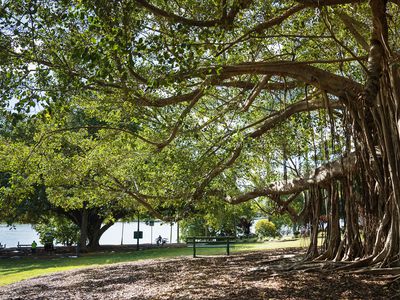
left=0, top=239, right=305, bottom=286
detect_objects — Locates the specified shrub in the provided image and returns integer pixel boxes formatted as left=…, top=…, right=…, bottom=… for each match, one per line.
left=255, top=219, right=277, bottom=238
left=33, top=216, right=79, bottom=246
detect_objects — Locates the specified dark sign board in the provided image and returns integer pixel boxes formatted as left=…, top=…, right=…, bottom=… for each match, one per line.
left=134, top=231, right=143, bottom=239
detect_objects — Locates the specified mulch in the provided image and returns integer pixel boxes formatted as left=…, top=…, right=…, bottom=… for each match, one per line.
left=1, top=248, right=399, bottom=299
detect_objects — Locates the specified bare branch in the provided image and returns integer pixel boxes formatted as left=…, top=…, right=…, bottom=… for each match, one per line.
left=242, top=75, right=271, bottom=111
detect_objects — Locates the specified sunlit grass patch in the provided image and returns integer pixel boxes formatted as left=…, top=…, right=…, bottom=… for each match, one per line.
left=0, top=239, right=306, bottom=286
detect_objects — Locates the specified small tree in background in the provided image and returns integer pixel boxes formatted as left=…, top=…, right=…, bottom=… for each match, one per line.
left=180, top=217, right=208, bottom=240
left=34, top=216, right=80, bottom=246
left=255, top=219, right=277, bottom=239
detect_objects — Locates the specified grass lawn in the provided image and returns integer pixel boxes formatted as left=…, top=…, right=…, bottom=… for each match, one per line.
left=0, top=239, right=306, bottom=286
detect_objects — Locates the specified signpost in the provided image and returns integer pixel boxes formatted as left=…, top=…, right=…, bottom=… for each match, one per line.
left=149, top=220, right=154, bottom=244
left=177, top=222, right=180, bottom=243
left=170, top=223, right=173, bottom=244
left=120, top=222, right=124, bottom=245
left=135, top=213, right=141, bottom=250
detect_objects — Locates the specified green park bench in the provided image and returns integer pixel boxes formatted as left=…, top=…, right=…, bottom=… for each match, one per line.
left=186, top=236, right=236, bottom=258
left=17, top=242, right=32, bottom=254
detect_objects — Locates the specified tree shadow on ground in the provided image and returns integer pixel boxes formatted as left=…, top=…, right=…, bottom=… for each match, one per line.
left=1, top=248, right=399, bottom=300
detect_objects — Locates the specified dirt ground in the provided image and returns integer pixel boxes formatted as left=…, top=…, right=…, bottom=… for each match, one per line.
left=1, top=248, right=399, bottom=300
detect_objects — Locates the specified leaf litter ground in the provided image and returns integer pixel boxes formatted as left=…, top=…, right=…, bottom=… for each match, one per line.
left=0, top=248, right=399, bottom=299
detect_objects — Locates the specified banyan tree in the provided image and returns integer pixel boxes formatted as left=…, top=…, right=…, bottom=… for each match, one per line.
left=1, top=0, right=400, bottom=268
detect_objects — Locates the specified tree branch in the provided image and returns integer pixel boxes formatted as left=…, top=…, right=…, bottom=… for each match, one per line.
left=196, top=60, right=364, bottom=99
left=215, top=80, right=299, bottom=90
left=296, top=0, right=365, bottom=4
left=154, top=89, right=203, bottom=150
left=336, top=11, right=369, bottom=52
left=226, top=153, right=357, bottom=204
left=250, top=98, right=342, bottom=138
left=242, top=75, right=271, bottom=111
left=364, top=0, right=387, bottom=106
left=8, top=47, right=206, bottom=108
left=191, top=96, right=343, bottom=202
left=131, top=89, right=204, bottom=107
left=218, top=0, right=365, bottom=55
left=192, top=143, right=243, bottom=201
left=134, top=0, right=252, bottom=27
left=218, top=3, right=305, bottom=54
left=109, top=176, right=167, bottom=220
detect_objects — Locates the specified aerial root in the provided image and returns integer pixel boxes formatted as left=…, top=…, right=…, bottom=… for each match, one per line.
left=348, top=267, right=400, bottom=276
left=334, top=256, right=374, bottom=271
left=390, top=274, right=400, bottom=283
left=280, top=260, right=351, bottom=274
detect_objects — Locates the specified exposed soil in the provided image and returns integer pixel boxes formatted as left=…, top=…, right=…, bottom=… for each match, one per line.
left=1, top=248, right=399, bottom=300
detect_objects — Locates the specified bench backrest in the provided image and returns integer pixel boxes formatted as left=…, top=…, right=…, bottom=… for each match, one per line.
left=186, top=236, right=236, bottom=243
left=186, top=236, right=236, bottom=257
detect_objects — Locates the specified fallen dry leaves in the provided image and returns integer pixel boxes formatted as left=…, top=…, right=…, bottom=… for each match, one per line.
left=1, top=248, right=399, bottom=299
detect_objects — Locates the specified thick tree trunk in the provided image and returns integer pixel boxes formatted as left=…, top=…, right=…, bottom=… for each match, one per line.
left=67, top=207, right=125, bottom=252
left=87, top=221, right=114, bottom=251
left=346, top=0, right=400, bottom=267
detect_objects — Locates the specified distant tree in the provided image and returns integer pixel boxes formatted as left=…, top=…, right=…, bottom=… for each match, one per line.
left=255, top=219, right=277, bottom=239
left=33, top=216, right=79, bottom=246
left=180, top=218, right=208, bottom=240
